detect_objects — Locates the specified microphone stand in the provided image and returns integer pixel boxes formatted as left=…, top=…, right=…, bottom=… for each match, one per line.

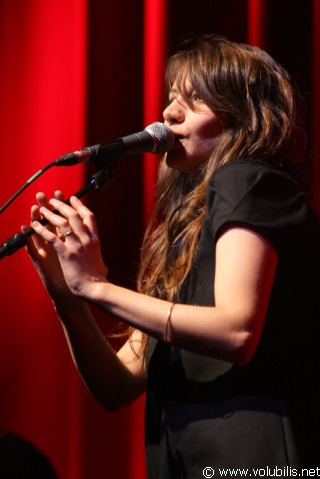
left=0, top=168, right=115, bottom=260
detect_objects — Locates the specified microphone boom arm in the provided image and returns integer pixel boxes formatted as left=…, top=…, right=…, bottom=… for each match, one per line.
left=0, top=122, right=175, bottom=260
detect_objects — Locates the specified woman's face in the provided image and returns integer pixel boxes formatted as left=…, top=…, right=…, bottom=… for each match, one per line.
left=163, top=80, right=225, bottom=176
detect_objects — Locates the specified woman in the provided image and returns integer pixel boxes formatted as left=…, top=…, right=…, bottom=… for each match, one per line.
left=25, top=35, right=320, bottom=475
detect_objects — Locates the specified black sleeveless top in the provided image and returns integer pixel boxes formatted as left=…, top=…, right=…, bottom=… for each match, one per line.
left=145, top=160, right=320, bottom=478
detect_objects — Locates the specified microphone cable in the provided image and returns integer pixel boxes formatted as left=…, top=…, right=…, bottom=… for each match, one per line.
left=0, top=161, right=56, bottom=215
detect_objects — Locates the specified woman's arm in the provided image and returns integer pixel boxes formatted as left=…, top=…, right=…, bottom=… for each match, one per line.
left=84, top=227, right=277, bottom=366
left=55, top=298, right=146, bottom=411
left=25, top=192, right=145, bottom=411
left=33, top=195, right=278, bottom=367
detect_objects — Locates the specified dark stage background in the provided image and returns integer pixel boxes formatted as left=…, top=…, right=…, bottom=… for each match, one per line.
left=0, top=1, right=319, bottom=477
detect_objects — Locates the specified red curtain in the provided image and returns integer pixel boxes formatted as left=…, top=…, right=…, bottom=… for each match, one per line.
left=0, top=1, right=319, bottom=478
left=143, top=0, right=168, bottom=226
left=248, top=0, right=267, bottom=47
left=0, top=1, right=88, bottom=478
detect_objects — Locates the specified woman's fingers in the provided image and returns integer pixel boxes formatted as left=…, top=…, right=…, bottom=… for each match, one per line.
left=29, top=202, right=51, bottom=253
left=35, top=192, right=60, bottom=236
left=47, top=196, right=98, bottom=241
left=36, top=192, right=51, bottom=208
left=31, top=220, right=60, bottom=242
left=28, top=192, right=108, bottom=295
left=22, top=224, right=40, bottom=259
left=54, top=190, right=65, bottom=202
left=27, top=191, right=80, bottom=284
left=36, top=206, right=74, bottom=238
left=31, top=195, right=100, bottom=258
left=69, top=196, right=99, bottom=238
left=29, top=205, right=43, bottom=252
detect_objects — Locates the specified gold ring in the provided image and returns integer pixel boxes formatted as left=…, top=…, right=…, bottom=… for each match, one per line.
left=64, top=230, right=73, bottom=237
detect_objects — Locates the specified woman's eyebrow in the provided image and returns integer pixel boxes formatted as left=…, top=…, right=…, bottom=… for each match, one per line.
left=169, top=87, right=179, bottom=96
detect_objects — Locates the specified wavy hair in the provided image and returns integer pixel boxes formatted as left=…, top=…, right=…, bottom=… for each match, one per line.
left=137, top=35, right=304, bottom=301
left=128, top=34, right=305, bottom=355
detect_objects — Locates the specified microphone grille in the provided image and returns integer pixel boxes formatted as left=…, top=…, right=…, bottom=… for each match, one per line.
left=145, top=122, right=175, bottom=155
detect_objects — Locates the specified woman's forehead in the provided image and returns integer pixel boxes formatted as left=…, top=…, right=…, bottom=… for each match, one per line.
left=169, top=78, right=193, bottom=94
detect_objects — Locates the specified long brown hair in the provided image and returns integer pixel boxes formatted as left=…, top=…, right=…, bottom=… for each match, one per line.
left=137, top=35, right=304, bottom=300
left=128, top=34, right=304, bottom=355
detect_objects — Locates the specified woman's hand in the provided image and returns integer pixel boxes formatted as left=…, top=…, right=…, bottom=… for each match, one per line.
left=26, top=192, right=108, bottom=300
left=23, top=191, right=72, bottom=301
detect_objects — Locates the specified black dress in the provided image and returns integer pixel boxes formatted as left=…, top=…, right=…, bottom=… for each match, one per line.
left=145, top=159, right=320, bottom=478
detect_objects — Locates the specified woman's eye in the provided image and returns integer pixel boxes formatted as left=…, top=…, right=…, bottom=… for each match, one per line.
left=191, top=92, right=203, bottom=102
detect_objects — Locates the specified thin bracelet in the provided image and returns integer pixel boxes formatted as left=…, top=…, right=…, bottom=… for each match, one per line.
left=165, top=302, right=176, bottom=342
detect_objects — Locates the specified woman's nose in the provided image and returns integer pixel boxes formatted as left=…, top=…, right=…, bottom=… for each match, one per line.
left=163, top=99, right=185, bottom=125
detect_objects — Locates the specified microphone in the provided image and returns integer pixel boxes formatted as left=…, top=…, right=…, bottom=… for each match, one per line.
left=55, top=122, right=175, bottom=167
